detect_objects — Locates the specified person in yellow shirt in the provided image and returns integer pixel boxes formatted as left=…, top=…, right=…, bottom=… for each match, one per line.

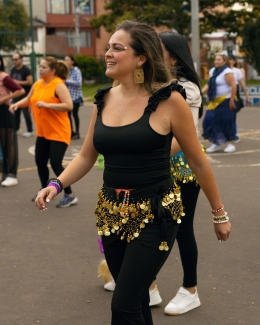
left=10, top=57, right=78, bottom=207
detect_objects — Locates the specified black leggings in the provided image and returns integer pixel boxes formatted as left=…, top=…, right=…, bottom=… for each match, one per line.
left=0, top=104, right=18, bottom=179
left=14, top=107, right=33, bottom=132
left=35, top=137, right=72, bottom=194
left=176, top=181, right=200, bottom=288
left=68, top=102, right=80, bottom=133
left=102, top=211, right=178, bottom=325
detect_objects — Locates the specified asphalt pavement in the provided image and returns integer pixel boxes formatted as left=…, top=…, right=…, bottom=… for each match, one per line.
left=0, top=103, right=260, bottom=325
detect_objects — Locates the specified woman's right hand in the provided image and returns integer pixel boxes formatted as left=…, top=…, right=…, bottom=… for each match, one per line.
left=9, top=103, right=20, bottom=114
left=34, top=186, right=58, bottom=211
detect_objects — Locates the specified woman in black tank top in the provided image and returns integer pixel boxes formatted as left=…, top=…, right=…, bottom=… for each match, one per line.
left=35, top=20, right=231, bottom=325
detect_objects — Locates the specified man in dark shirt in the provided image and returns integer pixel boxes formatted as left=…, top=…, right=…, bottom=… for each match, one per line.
left=10, top=52, right=33, bottom=137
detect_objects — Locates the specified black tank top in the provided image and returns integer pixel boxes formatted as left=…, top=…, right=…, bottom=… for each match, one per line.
left=93, top=82, right=186, bottom=189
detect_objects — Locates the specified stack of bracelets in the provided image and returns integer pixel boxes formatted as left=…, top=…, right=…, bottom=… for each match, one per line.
left=211, top=205, right=229, bottom=224
left=47, top=178, right=64, bottom=195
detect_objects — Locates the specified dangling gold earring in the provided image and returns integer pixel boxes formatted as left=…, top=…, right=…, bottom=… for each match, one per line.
left=134, top=65, right=144, bottom=84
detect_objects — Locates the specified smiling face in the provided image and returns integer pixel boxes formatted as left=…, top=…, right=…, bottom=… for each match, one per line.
left=214, top=55, right=227, bottom=68
left=105, top=30, right=145, bottom=82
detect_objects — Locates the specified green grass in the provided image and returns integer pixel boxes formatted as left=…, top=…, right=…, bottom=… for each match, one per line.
left=82, top=83, right=111, bottom=103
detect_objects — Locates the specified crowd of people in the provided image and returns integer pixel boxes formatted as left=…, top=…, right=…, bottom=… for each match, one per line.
left=3, top=19, right=254, bottom=324
left=0, top=54, right=83, bottom=205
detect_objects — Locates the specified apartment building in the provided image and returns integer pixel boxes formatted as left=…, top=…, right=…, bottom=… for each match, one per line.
left=45, top=0, right=110, bottom=58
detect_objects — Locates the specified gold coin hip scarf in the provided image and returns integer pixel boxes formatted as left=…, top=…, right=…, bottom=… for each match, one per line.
left=170, top=144, right=206, bottom=185
left=95, top=180, right=185, bottom=251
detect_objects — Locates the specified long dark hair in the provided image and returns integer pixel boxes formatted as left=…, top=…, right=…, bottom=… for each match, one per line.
left=159, top=31, right=203, bottom=118
left=0, top=55, right=5, bottom=71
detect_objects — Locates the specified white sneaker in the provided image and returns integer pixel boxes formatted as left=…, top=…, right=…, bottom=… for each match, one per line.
left=149, top=285, right=162, bottom=306
left=22, top=131, right=34, bottom=137
left=104, top=278, right=116, bottom=291
left=1, top=177, right=18, bottom=187
left=206, top=144, right=221, bottom=153
left=224, top=143, right=236, bottom=153
left=164, top=287, right=201, bottom=315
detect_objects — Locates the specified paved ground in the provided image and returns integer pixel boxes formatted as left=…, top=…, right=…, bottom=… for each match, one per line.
left=0, top=103, right=260, bottom=325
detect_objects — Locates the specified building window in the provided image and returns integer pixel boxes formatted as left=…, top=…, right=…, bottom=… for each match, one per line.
left=56, top=30, right=92, bottom=48
left=47, top=0, right=70, bottom=14
left=74, top=0, right=94, bottom=15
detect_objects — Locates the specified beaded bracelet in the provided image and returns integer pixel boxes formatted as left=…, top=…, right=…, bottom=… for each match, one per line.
left=211, top=205, right=224, bottom=213
left=212, top=212, right=229, bottom=224
left=47, top=182, right=60, bottom=194
left=47, top=178, right=64, bottom=194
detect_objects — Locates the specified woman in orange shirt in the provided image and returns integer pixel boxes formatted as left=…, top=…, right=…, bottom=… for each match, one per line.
left=10, top=57, right=78, bottom=207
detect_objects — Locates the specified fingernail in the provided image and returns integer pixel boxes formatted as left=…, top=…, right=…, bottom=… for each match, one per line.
left=42, top=205, right=45, bottom=209
left=219, top=240, right=222, bottom=243
left=46, top=199, right=50, bottom=203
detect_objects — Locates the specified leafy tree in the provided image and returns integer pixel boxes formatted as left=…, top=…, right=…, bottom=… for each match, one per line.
left=75, top=54, right=102, bottom=80
left=90, top=0, right=256, bottom=37
left=0, top=0, right=29, bottom=51
left=240, top=15, right=260, bottom=74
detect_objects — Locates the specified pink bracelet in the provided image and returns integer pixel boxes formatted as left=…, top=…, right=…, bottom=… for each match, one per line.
left=211, top=205, right=224, bottom=213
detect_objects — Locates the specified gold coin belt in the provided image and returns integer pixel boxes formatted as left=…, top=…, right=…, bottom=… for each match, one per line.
left=95, top=184, right=185, bottom=250
left=170, top=145, right=206, bottom=185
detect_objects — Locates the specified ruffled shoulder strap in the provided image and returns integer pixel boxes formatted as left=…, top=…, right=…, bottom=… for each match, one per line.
left=94, top=84, right=112, bottom=115
left=145, top=80, right=187, bottom=114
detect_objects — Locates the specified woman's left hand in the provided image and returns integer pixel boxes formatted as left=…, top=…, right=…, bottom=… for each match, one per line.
left=35, top=101, right=49, bottom=108
left=214, top=221, right=231, bottom=242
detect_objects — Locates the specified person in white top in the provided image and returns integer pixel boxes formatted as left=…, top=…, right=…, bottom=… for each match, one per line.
left=145, top=31, right=204, bottom=315
left=202, top=53, right=237, bottom=153
left=228, top=54, right=250, bottom=143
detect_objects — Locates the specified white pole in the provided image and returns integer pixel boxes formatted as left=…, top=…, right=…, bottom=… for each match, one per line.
left=191, top=0, right=200, bottom=77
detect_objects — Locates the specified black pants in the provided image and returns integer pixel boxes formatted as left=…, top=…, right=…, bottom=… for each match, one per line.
left=14, top=107, right=33, bottom=132
left=35, top=137, right=72, bottom=194
left=0, top=104, right=18, bottom=179
left=68, top=102, right=80, bottom=134
left=176, top=181, right=200, bottom=288
left=101, top=180, right=178, bottom=325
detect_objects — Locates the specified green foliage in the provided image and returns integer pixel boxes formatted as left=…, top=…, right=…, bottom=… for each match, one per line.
left=0, top=0, right=29, bottom=51
left=89, top=0, right=256, bottom=37
left=75, top=54, right=102, bottom=80
left=240, top=16, right=260, bottom=74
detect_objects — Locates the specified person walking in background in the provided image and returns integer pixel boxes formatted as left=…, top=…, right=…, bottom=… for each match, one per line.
left=64, top=55, right=83, bottom=140
left=202, top=53, right=237, bottom=153
left=34, top=21, right=231, bottom=325
left=0, top=55, right=25, bottom=186
left=145, top=31, right=204, bottom=314
left=10, top=57, right=78, bottom=208
left=228, top=54, right=250, bottom=143
left=10, top=52, right=33, bottom=137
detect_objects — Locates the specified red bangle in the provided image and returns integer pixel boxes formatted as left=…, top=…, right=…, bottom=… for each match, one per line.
left=211, top=205, right=224, bottom=213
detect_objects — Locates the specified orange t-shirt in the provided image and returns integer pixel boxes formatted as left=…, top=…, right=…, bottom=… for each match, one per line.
left=30, top=77, right=71, bottom=145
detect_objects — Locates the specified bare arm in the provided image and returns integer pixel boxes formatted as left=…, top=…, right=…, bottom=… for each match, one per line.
left=238, top=78, right=250, bottom=103
left=9, top=85, right=35, bottom=113
left=167, top=92, right=231, bottom=241
left=0, top=88, right=25, bottom=105
left=35, top=106, right=99, bottom=207
left=202, top=83, right=209, bottom=94
left=35, top=83, right=73, bottom=112
left=225, top=73, right=236, bottom=109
